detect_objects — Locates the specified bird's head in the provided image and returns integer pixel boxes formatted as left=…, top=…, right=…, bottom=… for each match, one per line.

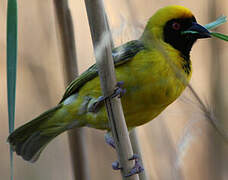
left=141, top=5, right=210, bottom=58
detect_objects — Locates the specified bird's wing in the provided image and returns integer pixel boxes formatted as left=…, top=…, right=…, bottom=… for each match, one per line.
left=59, top=40, right=145, bottom=103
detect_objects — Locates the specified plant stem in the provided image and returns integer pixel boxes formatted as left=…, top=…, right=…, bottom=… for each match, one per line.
left=53, top=1, right=90, bottom=179
left=84, top=0, right=139, bottom=179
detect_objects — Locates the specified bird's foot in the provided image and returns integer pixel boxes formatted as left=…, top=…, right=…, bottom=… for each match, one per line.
left=125, top=154, right=144, bottom=177
left=111, top=81, right=126, bottom=99
left=112, top=161, right=122, bottom=170
left=88, top=81, right=126, bottom=113
left=105, top=133, right=116, bottom=149
left=112, top=154, right=144, bottom=177
left=87, top=96, right=105, bottom=113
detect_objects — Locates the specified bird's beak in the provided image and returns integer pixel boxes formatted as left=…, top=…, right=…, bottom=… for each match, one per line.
left=186, top=22, right=211, bottom=38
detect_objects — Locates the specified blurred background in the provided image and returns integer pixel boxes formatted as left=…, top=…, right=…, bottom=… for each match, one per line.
left=1, top=0, right=228, bottom=179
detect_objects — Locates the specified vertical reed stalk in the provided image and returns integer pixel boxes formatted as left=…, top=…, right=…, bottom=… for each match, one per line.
left=84, top=0, right=139, bottom=179
left=208, top=0, right=225, bottom=179
left=53, top=1, right=90, bottom=179
left=116, top=1, right=147, bottom=178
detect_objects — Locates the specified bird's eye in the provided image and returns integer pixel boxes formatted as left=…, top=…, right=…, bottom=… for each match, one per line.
left=172, top=22, right=181, bottom=30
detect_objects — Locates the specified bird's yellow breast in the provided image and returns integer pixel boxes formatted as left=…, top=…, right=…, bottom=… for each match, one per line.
left=115, top=48, right=191, bottom=127
left=72, top=46, right=191, bottom=130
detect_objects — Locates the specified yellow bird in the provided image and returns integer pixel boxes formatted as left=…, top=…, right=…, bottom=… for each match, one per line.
left=8, top=5, right=210, bottom=175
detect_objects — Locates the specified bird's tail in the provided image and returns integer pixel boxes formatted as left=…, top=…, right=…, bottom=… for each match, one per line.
left=7, top=104, right=82, bottom=162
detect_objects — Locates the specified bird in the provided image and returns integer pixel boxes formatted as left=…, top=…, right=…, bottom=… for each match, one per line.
left=8, top=5, right=210, bottom=175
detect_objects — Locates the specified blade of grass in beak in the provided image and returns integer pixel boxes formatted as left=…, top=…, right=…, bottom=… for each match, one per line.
left=182, top=16, right=227, bottom=35
left=182, top=16, right=228, bottom=42
left=210, top=32, right=228, bottom=41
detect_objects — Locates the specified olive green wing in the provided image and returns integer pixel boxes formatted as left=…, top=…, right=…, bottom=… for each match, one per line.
left=59, top=40, right=145, bottom=103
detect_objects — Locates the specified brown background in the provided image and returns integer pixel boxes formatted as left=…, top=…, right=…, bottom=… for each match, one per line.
left=0, top=0, right=228, bottom=179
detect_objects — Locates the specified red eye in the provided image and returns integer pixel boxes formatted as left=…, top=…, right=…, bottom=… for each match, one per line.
left=172, top=22, right=181, bottom=30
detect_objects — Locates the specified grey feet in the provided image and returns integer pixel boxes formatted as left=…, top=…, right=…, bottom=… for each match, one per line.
left=112, top=161, right=121, bottom=170
left=111, top=81, right=126, bottom=99
left=105, top=134, right=144, bottom=177
left=112, top=154, right=144, bottom=177
left=105, top=133, right=116, bottom=149
left=88, top=81, right=126, bottom=113
left=125, top=154, right=144, bottom=177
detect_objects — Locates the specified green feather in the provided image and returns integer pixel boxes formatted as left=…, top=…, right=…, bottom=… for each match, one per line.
left=60, top=40, right=145, bottom=102
left=7, top=105, right=63, bottom=162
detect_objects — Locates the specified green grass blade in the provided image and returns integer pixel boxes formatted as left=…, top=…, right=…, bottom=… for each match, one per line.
left=7, top=0, right=18, bottom=180
left=7, top=0, right=17, bottom=133
left=210, top=32, right=228, bottom=41
left=182, top=16, right=227, bottom=35
left=182, top=16, right=228, bottom=42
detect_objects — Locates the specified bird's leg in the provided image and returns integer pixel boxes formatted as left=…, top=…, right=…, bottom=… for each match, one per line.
left=111, top=154, right=144, bottom=177
left=105, top=133, right=144, bottom=176
left=88, top=81, right=126, bottom=113
left=87, top=96, right=105, bottom=113
left=105, top=134, right=122, bottom=169
left=112, top=161, right=122, bottom=170
left=105, top=133, right=116, bottom=149
left=110, top=81, right=126, bottom=99
left=125, top=154, right=144, bottom=177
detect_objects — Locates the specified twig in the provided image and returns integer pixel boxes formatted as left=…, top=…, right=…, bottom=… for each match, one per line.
left=53, top=1, right=90, bottom=180
left=84, top=0, right=139, bottom=179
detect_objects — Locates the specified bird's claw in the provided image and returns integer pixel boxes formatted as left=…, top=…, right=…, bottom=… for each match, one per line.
left=88, top=81, right=126, bottom=113
left=87, top=96, right=105, bottom=113
left=111, top=154, right=144, bottom=177
left=105, top=133, right=116, bottom=149
left=112, top=161, right=122, bottom=170
left=125, top=154, right=144, bottom=177
left=128, top=154, right=140, bottom=161
left=111, top=81, right=126, bottom=99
